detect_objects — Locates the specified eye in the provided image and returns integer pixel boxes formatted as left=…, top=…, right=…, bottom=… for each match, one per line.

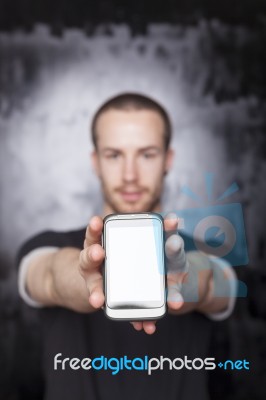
left=106, top=152, right=120, bottom=159
left=142, top=152, right=157, bottom=159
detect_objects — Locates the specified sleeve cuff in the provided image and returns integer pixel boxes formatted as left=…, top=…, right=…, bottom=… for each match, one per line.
left=18, top=247, right=59, bottom=308
left=206, top=256, right=237, bottom=321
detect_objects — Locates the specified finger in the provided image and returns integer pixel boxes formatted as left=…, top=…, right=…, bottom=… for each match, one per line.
left=165, top=233, right=183, bottom=259
left=79, top=244, right=105, bottom=273
left=142, top=321, right=157, bottom=335
left=84, top=216, right=103, bottom=248
left=165, top=234, right=189, bottom=273
left=131, top=321, right=143, bottom=331
left=163, top=213, right=179, bottom=238
left=86, top=273, right=105, bottom=309
left=167, top=283, right=184, bottom=310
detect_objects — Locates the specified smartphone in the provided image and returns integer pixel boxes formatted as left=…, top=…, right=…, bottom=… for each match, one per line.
left=102, top=212, right=166, bottom=320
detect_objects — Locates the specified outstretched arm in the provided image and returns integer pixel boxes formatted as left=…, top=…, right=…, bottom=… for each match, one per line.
left=21, top=216, right=105, bottom=313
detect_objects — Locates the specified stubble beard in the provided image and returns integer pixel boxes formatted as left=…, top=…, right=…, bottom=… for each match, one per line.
left=101, top=181, right=162, bottom=214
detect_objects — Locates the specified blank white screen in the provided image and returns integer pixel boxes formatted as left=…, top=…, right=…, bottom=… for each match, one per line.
left=107, top=226, right=162, bottom=303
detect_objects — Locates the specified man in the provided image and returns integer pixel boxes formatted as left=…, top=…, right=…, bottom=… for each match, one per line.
left=18, top=93, right=236, bottom=400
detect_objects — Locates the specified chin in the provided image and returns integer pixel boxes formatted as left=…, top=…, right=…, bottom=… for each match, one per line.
left=106, top=192, right=160, bottom=214
left=114, top=201, right=155, bottom=214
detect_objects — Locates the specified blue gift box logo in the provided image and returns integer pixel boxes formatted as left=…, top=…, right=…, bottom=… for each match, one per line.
left=176, top=203, right=248, bottom=267
left=167, top=173, right=249, bottom=267
left=162, top=174, right=249, bottom=298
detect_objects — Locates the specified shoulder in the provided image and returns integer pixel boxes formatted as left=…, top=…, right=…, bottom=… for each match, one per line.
left=17, top=227, right=86, bottom=266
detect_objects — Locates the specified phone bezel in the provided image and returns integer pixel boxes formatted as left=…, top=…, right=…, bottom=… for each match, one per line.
left=102, top=212, right=166, bottom=320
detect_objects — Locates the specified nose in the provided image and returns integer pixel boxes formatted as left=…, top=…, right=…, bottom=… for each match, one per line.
left=122, top=157, right=138, bottom=183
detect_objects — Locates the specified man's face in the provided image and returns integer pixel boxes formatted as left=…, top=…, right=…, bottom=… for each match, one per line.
left=92, top=108, right=173, bottom=214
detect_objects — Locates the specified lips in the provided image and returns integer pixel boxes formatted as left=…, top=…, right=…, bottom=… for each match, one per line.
left=119, top=191, right=143, bottom=202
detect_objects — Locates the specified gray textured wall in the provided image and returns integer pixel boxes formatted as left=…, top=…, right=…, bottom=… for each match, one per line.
left=1, top=23, right=265, bottom=267
left=0, top=22, right=265, bottom=399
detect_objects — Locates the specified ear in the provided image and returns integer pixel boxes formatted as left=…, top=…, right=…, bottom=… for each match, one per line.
left=164, top=148, right=174, bottom=175
left=91, top=150, right=100, bottom=177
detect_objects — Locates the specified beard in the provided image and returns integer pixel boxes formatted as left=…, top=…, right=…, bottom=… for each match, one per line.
left=100, top=181, right=162, bottom=214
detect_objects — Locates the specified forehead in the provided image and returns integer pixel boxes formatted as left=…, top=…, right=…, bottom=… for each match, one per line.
left=95, top=109, right=165, bottom=149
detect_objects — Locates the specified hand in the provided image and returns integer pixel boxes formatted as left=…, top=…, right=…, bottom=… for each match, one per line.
left=79, top=215, right=184, bottom=332
left=78, top=216, right=105, bottom=309
left=80, top=215, right=213, bottom=333
left=79, top=215, right=187, bottom=326
left=131, top=214, right=213, bottom=334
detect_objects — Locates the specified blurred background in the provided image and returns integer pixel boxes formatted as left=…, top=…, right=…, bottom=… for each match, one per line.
left=0, top=1, right=266, bottom=399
